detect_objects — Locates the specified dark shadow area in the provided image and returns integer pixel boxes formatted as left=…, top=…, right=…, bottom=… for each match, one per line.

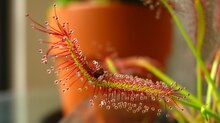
left=42, top=109, right=62, bottom=123
left=0, top=0, right=10, bottom=91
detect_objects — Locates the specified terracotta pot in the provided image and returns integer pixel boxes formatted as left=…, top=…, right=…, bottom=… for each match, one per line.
left=48, top=2, right=172, bottom=120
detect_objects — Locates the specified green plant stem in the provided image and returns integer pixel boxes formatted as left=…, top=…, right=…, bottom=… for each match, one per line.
left=213, top=64, right=220, bottom=113
left=178, top=98, right=220, bottom=121
left=206, top=52, right=220, bottom=108
left=57, top=0, right=80, bottom=6
left=197, top=65, right=202, bottom=102
left=195, top=0, right=205, bottom=51
left=160, top=0, right=220, bottom=105
left=195, top=0, right=205, bottom=103
left=105, top=57, right=118, bottom=73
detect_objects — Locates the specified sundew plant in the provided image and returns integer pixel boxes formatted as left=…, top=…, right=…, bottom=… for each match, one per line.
left=27, top=0, right=220, bottom=122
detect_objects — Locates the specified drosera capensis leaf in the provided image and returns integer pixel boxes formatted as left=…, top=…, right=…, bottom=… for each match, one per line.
left=26, top=4, right=189, bottom=116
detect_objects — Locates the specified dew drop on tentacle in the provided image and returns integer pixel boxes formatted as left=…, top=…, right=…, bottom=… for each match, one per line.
left=158, top=109, right=162, bottom=113
left=44, top=21, right=49, bottom=26
left=106, top=105, right=110, bottom=110
left=157, top=97, right=162, bottom=102
left=139, top=102, right=143, bottom=106
left=130, top=97, right=134, bottom=102
left=62, top=83, right=66, bottom=86
left=41, top=59, right=48, bottom=64
left=99, top=87, right=102, bottom=91
left=76, top=72, right=81, bottom=77
left=84, top=86, right=88, bottom=91
left=62, top=22, right=66, bottom=28
left=89, top=99, right=93, bottom=104
left=90, top=102, right=94, bottom=107
left=92, top=85, right=96, bottom=89
left=80, top=77, right=84, bottom=82
left=93, top=95, right=97, bottom=100
left=132, top=110, right=136, bottom=114
left=54, top=71, right=59, bottom=76
left=66, top=87, right=70, bottom=91
left=151, top=107, right=155, bottom=111
left=100, top=100, right=105, bottom=106
left=169, top=106, right=173, bottom=110
left=59, top=45, right=64, bottom=49
left=47, top=69, right=51, bottom=74
left=78, top=88, right=82, bottom=92
left=38, top=49, right=43, bottom=53
left=157, top=112, right=161, bottom=116
left=151, top=96, right=156, bottom=101
left=128, top=106, right=132, bottom=111
left=149, top=5, right=155, bottom=10
left=132, top=104, right=137, bottom=108
left=54, top=80, right=59, bottom=84
left=53, top=16, right=59, bottom=20
left=92, top=60, right=98, bottom=65
left=118, top=104, right=122, bottom=109
left=145, top=109, right=149, bottom=112
left=155, top=1, right=160, bottom=6
left=144, top=105, right=149, bottom=110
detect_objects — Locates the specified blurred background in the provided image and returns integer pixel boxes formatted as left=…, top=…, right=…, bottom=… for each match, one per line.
left=1, top=0, right=60, bottom=123
left=0, top=0, right=219, bottom=123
